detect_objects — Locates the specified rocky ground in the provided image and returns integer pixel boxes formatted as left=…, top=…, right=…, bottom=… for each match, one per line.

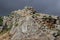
left=0, top=7, right=60, bottom=40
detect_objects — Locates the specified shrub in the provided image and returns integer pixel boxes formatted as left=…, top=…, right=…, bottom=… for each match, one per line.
left=0, top=16, right=3, bottom=26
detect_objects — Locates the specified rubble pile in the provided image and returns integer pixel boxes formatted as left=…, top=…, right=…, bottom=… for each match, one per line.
left=2, top=7, right=60, bottom=40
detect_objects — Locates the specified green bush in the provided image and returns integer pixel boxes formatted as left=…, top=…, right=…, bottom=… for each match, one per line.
left=0, top=17, right=3, bottom=26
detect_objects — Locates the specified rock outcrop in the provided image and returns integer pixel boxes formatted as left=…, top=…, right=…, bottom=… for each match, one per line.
left=1, top=7, right=60, bottom=40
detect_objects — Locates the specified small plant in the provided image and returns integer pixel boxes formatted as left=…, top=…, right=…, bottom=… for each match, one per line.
left=42, top=16, right=47, bottom=21
left=15, top=23, right=18, bottom=26
left=48, top=16, right=52, bottom=19
left=43, top=16, right=47, bottom=18
left=0, top=16, right=3, bottom=26
left=35, top=13, right=40, bottom=16
left=32, top=13, right=40, bottom=18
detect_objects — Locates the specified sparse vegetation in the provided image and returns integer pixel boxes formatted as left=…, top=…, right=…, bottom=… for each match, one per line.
left=0, top=16, right=3, bottom=26
left=42, top=16, right=47, bottom=21
left=0, top=7, right=60, bottom=40
left=15, top=23, right=18, bottom=26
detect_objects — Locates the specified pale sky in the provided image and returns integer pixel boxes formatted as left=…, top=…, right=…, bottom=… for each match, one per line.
left=0, top=0, right=60, bottom=16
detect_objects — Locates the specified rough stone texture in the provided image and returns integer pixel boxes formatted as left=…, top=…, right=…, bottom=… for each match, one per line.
left=56, top=36, right=60, bottom=40
left=1, top=7, right=60, bottom=40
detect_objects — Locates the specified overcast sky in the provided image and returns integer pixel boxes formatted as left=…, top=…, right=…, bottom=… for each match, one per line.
left=0, top=0, right=60, bottom=16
